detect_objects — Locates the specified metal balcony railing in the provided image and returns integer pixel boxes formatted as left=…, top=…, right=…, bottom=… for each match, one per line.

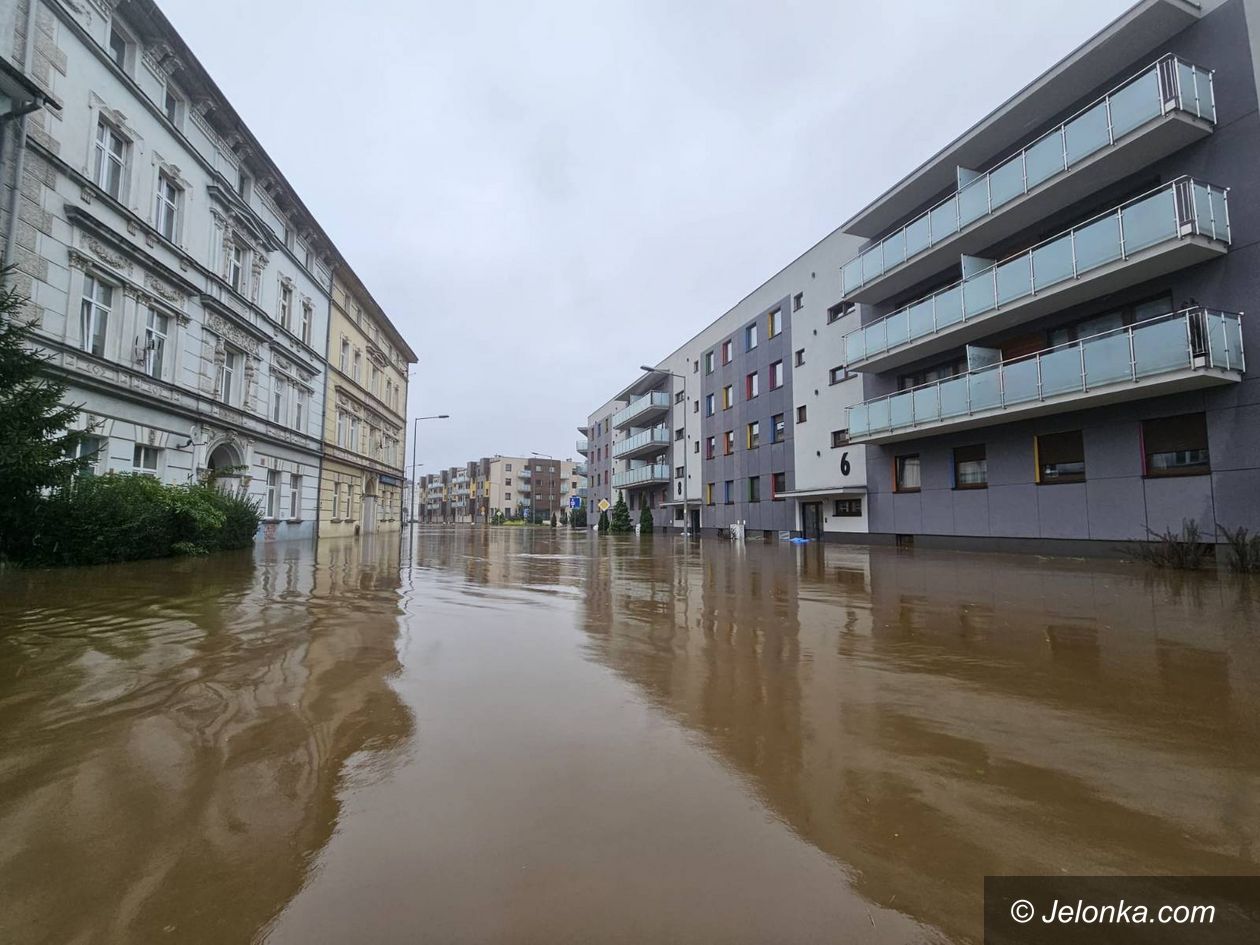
left=612, top=390, right=671, bottom=428
left=846, top=308, right=1243, bottom=440
left=612, top=463, right=671, bottom=488
left=841, top=55, right=1216, bottom=298
left=842, top=177, right=1230, bottom=367
left=612, top=426, right=670, bottom=458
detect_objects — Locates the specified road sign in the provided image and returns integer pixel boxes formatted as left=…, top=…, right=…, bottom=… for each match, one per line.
left=597, top=498, right=611, bottom=512
left=569, top=496, right=581, bottom=509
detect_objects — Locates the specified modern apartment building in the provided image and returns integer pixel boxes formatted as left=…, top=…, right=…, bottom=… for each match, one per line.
left=582, top=0, right=1258, bottom=551
left=1, top=0, right=415, bottom=541
left=319, top=269, right=417, bottom=538
left=416, top=455, right=587, bottom=523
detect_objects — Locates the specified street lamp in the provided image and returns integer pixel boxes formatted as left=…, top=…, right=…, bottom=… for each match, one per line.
left=531, top=451, right=556, bottom=524
left=640, top=365, right=690, bottom=536
left=408, top=414, right=449, bottom=528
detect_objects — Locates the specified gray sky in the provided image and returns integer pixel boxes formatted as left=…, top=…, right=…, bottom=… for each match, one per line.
left=163, top=0, right=1132, bottom=471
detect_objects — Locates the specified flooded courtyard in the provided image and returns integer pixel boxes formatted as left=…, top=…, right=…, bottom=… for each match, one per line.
left=1, top=529, right=1257, bottom=944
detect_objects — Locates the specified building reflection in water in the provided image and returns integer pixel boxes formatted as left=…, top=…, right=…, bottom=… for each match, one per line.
left=580, top=538, right=1260, bottom=942
left=0, top=537, right=413, bottom=945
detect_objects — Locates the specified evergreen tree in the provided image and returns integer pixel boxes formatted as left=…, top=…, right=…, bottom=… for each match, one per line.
left=638, top=505, right=654, bottom=534
left=550, top=512, right=557, bottom=527
left=610, top=493, right=632, bottom=533
left=0, top=281, right=93, bottom=562
left=597, top=509, right=610, bottom=532
left=559, top=507, right=569, bottom=526
left=571, top=507, right=587, bottom=528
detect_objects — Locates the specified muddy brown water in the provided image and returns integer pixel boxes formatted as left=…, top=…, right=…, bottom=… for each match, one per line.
left=1, top=529, right=1257, bottom=944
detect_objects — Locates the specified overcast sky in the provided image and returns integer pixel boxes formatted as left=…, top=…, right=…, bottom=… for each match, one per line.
left=162, top=0, right=1132, bottom=472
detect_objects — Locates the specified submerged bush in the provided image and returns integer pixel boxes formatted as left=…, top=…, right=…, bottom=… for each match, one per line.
left=1127, top=519, right=1211, bottom=570
left=1217, top=523, right=1260, bottom=573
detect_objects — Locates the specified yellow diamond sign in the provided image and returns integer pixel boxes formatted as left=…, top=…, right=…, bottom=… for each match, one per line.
left=597, top=498, right=611, bottom=512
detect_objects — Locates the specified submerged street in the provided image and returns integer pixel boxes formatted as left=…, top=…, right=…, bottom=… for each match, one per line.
left=1, top=531, right=1258, bottom=944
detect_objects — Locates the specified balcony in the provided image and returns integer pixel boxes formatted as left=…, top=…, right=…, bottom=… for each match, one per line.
left=612, top=390, right=670, bottom=430
left=841, top=56, right=1215, bottom=305
left=612, top=463, right=670, bottom=489
left=576, top=438, right=589, bottom=454
left=846, top=308, right=1243, bottom=444
left=613, top=426, right=670, bottom=460
left=842, top=177, right=1229, bottom=374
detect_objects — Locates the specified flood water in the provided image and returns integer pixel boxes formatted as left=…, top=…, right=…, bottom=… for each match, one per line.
left=1, top=529, right=1258, bottom=944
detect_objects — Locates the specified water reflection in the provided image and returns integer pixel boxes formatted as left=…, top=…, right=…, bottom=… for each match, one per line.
left=0, top=538, right=413, bottom=945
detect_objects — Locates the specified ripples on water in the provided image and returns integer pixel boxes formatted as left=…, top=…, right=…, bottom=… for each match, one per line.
left=1, top=528, right=1257, bottom=944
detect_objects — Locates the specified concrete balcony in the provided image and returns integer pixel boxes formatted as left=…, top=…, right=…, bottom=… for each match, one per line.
left=612, top=391, right=670, bottom=430
left=843, top=177, right=1230, bottom=374
left=847, top=308, right=1243, bottom=444
left=612, top=463, right=670, bottom=489
left=613, top=426, right=670, bottom=460
left=840, top=56, right=1215, bottom=306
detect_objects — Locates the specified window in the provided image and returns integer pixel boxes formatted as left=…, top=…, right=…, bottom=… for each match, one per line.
left=724, top=480, right=734, bottom=504
left=227, top=244, right=244, bottom=293
left=163, top=85, right=182, bottom=126
left=692, top=399, right=699, bottom=414
left=272, top=378, right=286, bottom=423
left=144, top=308, right=168, bottom=379
left=93, top=119, right=126, bottom=199
left=722, top=385, right=733, bottom=409
left=675, top=466, right=685, bottom=479
left=746, top=372, right=759, bottom=399
left=721, top=340, right=732, bottom=364
left=265, top=470, right=280, bottom=519
left=745, top=323, right=758, bottom=350
left=1143, top=413, right=1209, bottom=476
left=834, top=498, right=862, bottom=517
left=768, top=308, right=782, bottom=338
left=300, top=302, right=312, bottom=345
left=772, top=472, right=786, bottom=499
left=895, top=454, right=921, bottom=492
left=219, top=346, right=240, bottom=405
left=336, top=411, right=346, bottom=447
left=770, top=360, right=784, bottom=390
left=830, top=429, right=848, bottom=449
left=332, top=482, right=342, bottom=519
left=829, top=366, right=849, bottom=385
left=80, top=276, right=112, bottom=357
left=71, top=436, right=106, bottom=477
left=747, top=421, right=760, bottom=449
left=705, top=436, right=715, bottom=460
left=1036, top=431, right=1085, bottom=483
left=796, top=405, right=807, bottom=424
left=108, top=26, right=128, bottom=69
left=675, top=426, right=684, bottom=441
left=706, top=482, right=714, bottom=505
left=792, top=293, right=803, bottom=312
left=723, top=430, right=734, bottom=455
left=705, top=393, right=715, bottom=417
left=954, top=444, right=988, bottom=488
left=339, top=339, right=350, bottom=372
left=289, top=474, right=301, bottom=519
left=506, top=463, right=512, bottom=471
left=295, top=389, right=306, bottom=432
left=794, top=349, right=805, bottom=367
left=704, top=351, right=714, bottom=374
left=353, top=350, right=362, bottom=383
left=505, top=477, right=512, bottom=486
left=132, top=444, right=161, bottom=475
left=748, top=476, right=761, bottom=503
left=827, top=302, right=844, bottom=324
left=238, top=167, right=251, bottom=200
left=155, top=172, right=179, bottom=241
left=772, top=413, right=785, bottom=443
left=675, top=390, right=685, bottom=404
left=371, top=365, right=381, bottom=396
left=279, top=284, right=293, bottom=330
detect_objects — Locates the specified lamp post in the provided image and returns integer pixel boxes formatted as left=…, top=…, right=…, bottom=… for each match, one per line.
left=640, top=365, right=689, bottom=536
left=530, top=451, right=556, bottom=524
left=408, top=414, right=449, bottom=528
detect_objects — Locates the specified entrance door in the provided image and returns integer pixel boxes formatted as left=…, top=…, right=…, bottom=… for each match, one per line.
left=690, top=508, right=701, bottom=535
left=802, top=502, right=823, bottom=540
left=362, top=495, right=377, bottom=534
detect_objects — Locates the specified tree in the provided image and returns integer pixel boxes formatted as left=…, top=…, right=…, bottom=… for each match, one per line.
left=0, top=281, right=93, bottom=562
left=550, top=512, right=557, bottom=527
left=597, top=509, right=610, bottom=532
left=571, top=507, right=587, bottom=528
left=610, top=493, right=633, bottom=533
left=639, top=505, right=654, bottom=534
left=559, top=507, right=569, bottom=526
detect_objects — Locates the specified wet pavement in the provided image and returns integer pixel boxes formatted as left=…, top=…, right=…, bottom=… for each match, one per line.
left=1, top=528, right=1257, bottom=944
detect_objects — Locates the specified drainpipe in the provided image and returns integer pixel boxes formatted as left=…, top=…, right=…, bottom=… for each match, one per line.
left=2, top=0, right=39, bottom=276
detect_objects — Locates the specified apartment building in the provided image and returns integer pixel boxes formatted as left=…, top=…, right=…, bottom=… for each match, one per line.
left=415, top=455, right=587, bottom=523
left=1, top=0, right=415, bottom=541
left=583, top=0, right=1257, bottom=551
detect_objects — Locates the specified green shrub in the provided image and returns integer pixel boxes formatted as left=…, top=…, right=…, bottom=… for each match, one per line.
left=570, top=507, right=587, bottom=528
left=597, top=510, right=609, bottom=532
left=610, top=494, right=632, bottom=533
left=1217, top=523, right=1260, bottom=573
left=1127, top=519, right=1210, bottom=570
left=638, top=505, right=653, bottom=534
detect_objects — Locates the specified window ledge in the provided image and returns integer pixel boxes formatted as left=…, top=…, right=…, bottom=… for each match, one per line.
left=1036, top=479, right=1086, bottom=486
left=953, top=485, right=988, bottom=491
left=1143, top=469, right=1211, bottom=479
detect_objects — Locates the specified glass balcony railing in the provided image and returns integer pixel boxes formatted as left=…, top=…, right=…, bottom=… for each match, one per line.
left=841, top=55, right=1216, bottom=299
left=612, top=463, right=671, bottom=488
left=843, top=177, right=1229, bottom=367
left=612, top=390, right=671, bottom=428
left=576, top=439, right=589, bottom=454
left=612, top=426, right=670, bottom=458
left=847, top=308, right=1243, bottom=440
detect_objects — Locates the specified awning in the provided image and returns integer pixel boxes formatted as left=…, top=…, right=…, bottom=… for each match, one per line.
left=775, top=486, right=867, bottom=499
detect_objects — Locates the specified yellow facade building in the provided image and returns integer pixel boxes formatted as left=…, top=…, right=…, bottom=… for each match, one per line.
left=319, top=269, right=416, bottom=537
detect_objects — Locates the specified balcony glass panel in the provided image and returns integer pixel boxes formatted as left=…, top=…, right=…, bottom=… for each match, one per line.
left=1064, top=101, right=1110, bottom=165
left=845, top=331, right=865, bottom=365
left=885, top=309, right=909, bottom=350
left=1002, top=358, right=1040, bottom=405
left=848, top=404, right=870, bottom=437
left=1031, top=233, right=1075, bottom=290
left=970, top=367, right=1001, bottom=411
left=1039, top=345, right=1084, bottom=396
left=867, top=318, right=888, bottom=355
left=868, top=399, right=890, bottom=432
left=1121, top=188, right=1177, bottom=253
left=905, top=214, right=931, bottom=256
left=1082, top=332, right=1132, bottom=386
left=988, top=155, right=1025, bottom=210
left=1177, top=62, right=1215, bottom=121
left=889, top=392, right=913, bottom=429
left=843, top=260, right=862, bottom=295
left=863, top=246, right=885, bottom=283
left=939, top=376, right=969, bottom=417
left=935, top=286, right=963, bottom=328
left=883, top=230, right=906, bottom=269
left=958, top=178, right=989, bottom=228
left=1072, top=214, right=1122, bottom=273
left=995, top=254, right=1032, bottom=306
left=908, top=299, right=935, bottom=339
left=913, top=385, right=939, bottom=424
left=1219, top=313, right=1244, bottom=371
left=1209, top=187, right=1229, bottom=241
left=929, top=199, right=958, bottom=244
left=962, top=270, right=996, bottom=317
left=1024, top=132, right=1065, bottom=190
left=1109, top=69, right=1162, bottom=139
left=1133, top=317, right=1191, bottom=376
